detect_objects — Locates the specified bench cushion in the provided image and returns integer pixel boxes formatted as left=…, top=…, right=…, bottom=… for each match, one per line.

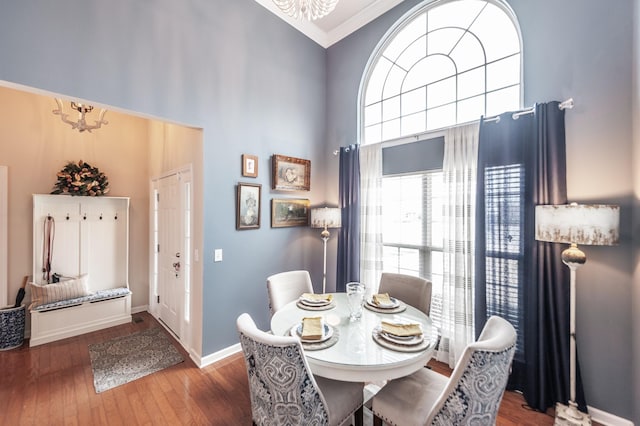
left=30, top=287, right=131, bottom=312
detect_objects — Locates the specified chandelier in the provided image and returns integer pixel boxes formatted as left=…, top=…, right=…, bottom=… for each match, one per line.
left=52, top=98, right=108, bottom=133
left=272, top=0, right=339, bottom=20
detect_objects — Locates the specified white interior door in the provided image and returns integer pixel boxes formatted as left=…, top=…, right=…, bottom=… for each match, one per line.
left=152, top=167, right=192, bottom=342
left=157, top=174, right=183, bottom=336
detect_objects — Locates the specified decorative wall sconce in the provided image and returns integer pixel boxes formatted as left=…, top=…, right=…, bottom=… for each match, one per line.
left=52, top=98, right=108, bottom=132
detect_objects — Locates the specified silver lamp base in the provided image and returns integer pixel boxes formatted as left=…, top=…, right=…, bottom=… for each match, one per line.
left=554, top=402, right=592, bottom=426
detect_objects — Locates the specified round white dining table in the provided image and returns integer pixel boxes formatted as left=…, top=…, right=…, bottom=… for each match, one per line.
left=270, top=293, right=437, bottom=382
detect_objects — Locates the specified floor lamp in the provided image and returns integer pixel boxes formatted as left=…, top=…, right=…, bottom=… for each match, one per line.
left=535, top=203, right=619, bottom=426
left=310, top=207, right=342, bottom=294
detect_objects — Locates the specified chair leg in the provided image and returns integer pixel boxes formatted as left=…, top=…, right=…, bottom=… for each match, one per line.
left=353, top=405, right=364, bottom=426
left=373, top=414, right=383, bottom=426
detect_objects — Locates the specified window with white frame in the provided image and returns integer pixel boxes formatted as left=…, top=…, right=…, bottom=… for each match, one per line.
left=382, top=171, right=445, bottom=325
left=362, top=0, right=521, bottom=331
left=362, top=0, right=521, bottom=145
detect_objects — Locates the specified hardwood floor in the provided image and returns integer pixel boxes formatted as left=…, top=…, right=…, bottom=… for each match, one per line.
left=0, top=312, right=584, bottom=425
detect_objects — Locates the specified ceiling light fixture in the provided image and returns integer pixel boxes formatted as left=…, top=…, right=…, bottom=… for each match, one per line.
left=52, top=98, right=108, bottom=133
left=272, top=0, right=339, bottom=20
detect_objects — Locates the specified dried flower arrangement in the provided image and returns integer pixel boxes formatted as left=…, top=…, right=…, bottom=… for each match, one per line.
left=51, top=160, right=110, bottom=196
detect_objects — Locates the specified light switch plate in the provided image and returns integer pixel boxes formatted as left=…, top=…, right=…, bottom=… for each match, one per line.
left=214, top=249, right=223, bottom=262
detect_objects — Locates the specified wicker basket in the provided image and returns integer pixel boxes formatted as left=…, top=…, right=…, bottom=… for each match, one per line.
left=0, top=304, right=25, bottom=350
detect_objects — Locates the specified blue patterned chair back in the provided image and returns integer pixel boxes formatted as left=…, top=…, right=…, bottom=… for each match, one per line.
left=237, top=313, right=330, bottom=426
left=428, top=315, right=517, bottom=425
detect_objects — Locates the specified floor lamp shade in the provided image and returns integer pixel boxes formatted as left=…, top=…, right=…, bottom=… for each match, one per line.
left=534, top=203, right=619, bottom=425
left=535, top=203, right=619, bottom=247
left=311, top=207, right=341, bottom=293
left=311, top=207, right=342, bottom=231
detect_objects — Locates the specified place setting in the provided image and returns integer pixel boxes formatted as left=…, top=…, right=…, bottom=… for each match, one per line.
left=296, top=292, right=336, bottom=311
left=364, top=292, right=407, bottom=314
left=290, top=316, right=339, bottom=350
left=372, top=318, right=430, bottom=352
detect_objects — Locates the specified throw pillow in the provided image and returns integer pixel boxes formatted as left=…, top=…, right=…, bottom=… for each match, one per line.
left=29, top=274, right=91, bottom=309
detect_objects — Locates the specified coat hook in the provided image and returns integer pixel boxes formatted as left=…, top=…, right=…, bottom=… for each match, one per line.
left=115, top=213, right=118, bottom=220
left=99, top=213, right=103, bottom=220
left=66, top=213, right=70, bottom=221
left=83, top=213, right=87, bottom=220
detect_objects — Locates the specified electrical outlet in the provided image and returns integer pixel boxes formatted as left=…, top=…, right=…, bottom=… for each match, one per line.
left=214, top=249, right=223, bottom=262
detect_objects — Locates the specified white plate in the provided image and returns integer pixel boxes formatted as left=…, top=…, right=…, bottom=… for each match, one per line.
left=291, top=323, right=333, bottom=343
left=367, top=296, right=399, bottom=309
left=299, top=297, right=332, bottom=307
left=380, top=331, right=415, bottom=341
left=375, top=327, right=424, bottom=346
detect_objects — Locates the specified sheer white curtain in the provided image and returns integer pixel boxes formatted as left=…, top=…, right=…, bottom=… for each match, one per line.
left=436, top=122, right=479, bottom=368
left=359, top=143, right=383, bottom=297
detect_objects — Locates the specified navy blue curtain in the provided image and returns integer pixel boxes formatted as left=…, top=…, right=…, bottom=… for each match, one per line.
left=336, top=144, right=360, bottom=292
left=475, top=102, right=586, bottom=412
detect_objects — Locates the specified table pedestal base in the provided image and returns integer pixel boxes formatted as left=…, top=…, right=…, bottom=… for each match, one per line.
left=554, top=402, right=592, bottom=426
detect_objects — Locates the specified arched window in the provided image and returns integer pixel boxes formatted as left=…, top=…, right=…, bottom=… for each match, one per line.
left=361, top=0, right=521, bottom=144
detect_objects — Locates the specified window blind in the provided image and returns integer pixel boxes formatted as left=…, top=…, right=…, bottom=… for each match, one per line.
left=483, top=164, right=525, bottom=359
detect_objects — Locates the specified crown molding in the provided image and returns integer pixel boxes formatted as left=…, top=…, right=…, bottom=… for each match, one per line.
left=254, top=0, right=403, bottom=48
left=324, top=0, right=404, bottom=47
left=254, top=0, right=331, bottom=47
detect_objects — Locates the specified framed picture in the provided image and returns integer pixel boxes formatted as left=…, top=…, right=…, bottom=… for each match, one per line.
left=236, top=183, right=261, bottom=230
left=242, top=154, right=258, bottom=178
left=271, top=198, right=310, bottom=228
left=272, top=154, right=311, bottom=191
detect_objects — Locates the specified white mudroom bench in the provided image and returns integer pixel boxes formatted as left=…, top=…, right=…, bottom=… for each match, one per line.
left=30, top=194, right=132, bottom=347
left=29, top=287, right=132, bottom=347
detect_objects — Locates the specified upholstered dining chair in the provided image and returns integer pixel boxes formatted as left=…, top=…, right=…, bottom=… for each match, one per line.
left=372, top=315, right=516, bottom=426
left=378, top=272, right=432, bottom=316
left=266, top=270, right=314, bottom=317
left=237, top=313, right=364, bottom=426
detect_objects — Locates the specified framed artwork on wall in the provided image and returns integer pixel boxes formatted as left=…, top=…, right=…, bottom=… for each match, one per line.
left=271, top=154, right=311, bottom=191
left=236, top=183, right=261, bottom=230
left=271, top=198, right=310, bottom=228
left=242, top=154, right=258, bottom=178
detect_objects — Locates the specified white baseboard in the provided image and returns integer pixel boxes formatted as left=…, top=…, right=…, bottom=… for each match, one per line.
left=131, top=304, right=148, bottom=314
left=588, top=405, right=634, bottom=426
left=193, top=343, right=242, bottom=368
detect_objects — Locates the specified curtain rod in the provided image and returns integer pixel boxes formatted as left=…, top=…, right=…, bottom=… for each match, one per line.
left=333, top=144, right=356, bottom=156
left=333, top=98, right=575, bottom=154
left=482, top=98, right=574, bottom=123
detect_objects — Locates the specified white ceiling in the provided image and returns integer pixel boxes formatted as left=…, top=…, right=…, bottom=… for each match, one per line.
left=254, top=0, right=405, bottom=48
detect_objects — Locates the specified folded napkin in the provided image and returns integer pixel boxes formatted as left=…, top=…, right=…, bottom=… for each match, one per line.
left=301, top=293, right=333, bottom=302
left=301, top=317, right=324, bottom=340
left=381, top=321, right=422, bottom=337
left=372, top=293, right=392, bottom=306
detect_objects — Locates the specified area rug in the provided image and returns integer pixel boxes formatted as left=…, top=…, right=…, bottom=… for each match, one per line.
left=88, top=327, right=184, bottom=393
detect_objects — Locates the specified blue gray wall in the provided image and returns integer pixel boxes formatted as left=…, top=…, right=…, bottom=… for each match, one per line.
left=326, top=0, right=637, bottom=421
left=0, top=0, right=329, bottom=354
